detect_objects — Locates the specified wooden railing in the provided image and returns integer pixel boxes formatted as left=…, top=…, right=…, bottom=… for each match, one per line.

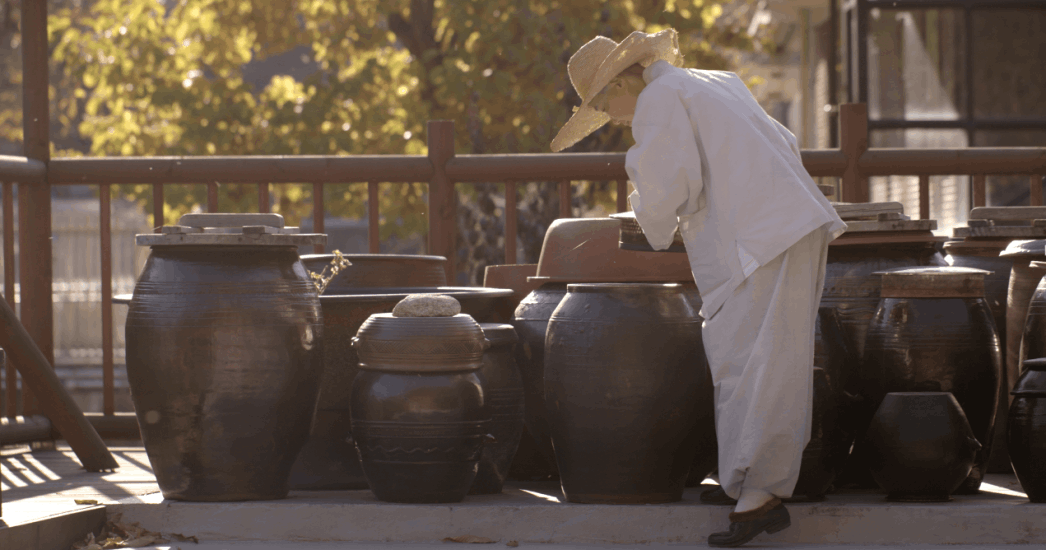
left=3, top=104, right=1046, bottom=446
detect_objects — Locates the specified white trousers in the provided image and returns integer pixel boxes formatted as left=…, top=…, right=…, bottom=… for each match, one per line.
left=703, top=227, right=830, bottom=500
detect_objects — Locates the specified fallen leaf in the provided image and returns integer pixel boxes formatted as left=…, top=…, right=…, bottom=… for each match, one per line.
left=506, top=542, right=519, bottom=548
left=443, top=535, right=497, bottom=544
left=170, top=533, right=200, bottom=543
left=119, top=535, right=156, bottom=547
left=75, top=499, right=100, bottom=505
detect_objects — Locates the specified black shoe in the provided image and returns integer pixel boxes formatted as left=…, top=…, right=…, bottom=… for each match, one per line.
left=707, top=498, right=790, bottom=548
left=700, top=486, right=737, bottom=506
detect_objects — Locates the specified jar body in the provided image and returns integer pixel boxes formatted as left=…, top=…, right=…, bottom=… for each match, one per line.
left=860, top=296, right=1000, bottom=494
left=349, top=313, right=491, bottom=503
left=865, top=392, right=980, bottom=502
left=469, top=324, right=525, bottom=495
left=544, top=283, right=711, bottom=504
left=126, top=245, right=323, bottom=501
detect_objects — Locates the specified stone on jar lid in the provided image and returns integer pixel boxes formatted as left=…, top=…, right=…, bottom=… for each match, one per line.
left=392, top=294, right=462, bottom=317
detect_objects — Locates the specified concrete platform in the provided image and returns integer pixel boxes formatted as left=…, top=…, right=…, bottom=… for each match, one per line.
left=5, top=445, right=1046, bottom=548
left=111, top=476, right=1043, bottom=547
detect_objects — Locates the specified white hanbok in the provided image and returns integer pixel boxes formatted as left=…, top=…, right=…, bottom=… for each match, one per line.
left=625, top=60, right=846, bottom=500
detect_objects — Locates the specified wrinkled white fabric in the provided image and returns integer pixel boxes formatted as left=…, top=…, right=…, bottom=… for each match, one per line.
left=702, top=226, right=829, bottom=500
left=622, top=60, right=846, bottom=502
left=625, top=60, right=845, bottom=320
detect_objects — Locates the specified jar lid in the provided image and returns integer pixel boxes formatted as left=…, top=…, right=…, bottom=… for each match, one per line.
left=875, top=266, right=989, bottom=298
left=480, top=323, right=518, bottom=347
left=998, top=239, right=1046, bottom=259
left=136, top=213, right=326, bottom=247
left=609, top=212, right=687, bottom=254
left=1012, top=359, right=1046, bottom=395
left=353, top=313, right=487, bottom=373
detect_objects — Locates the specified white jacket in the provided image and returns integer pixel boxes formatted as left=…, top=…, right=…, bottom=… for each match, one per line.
left=626, top=60, right=845, bottom=319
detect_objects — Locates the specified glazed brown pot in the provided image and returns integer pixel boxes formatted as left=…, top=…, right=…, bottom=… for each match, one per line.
left=300, top=254, right=447, bottom=292
left=1001, top=241, right=1046, bottom=437
left=1019, top=262, right=1046, bottom=376
left=544, top=283, right=712, bottom=504
left=483, top=264, right=541, bottom=326
left=826, top=240, right=946, bottom=490
left=127, top=245, right=324, bottom=501
left=1007, top=358, right=1046, bottom=502
left=792, top=308, right=861, bottom=500
left=945, top=239, right=1016, bottom=474
left=289, top=287, right=511, bottom=490
left=822, top=241, right=946, bottom=387
left=859, top=267, right=1000, bottom=495
left=469, top=323, right=525, bottom=495
left=350, top=313, right=493, bottom=504
left=865, top=392, right=982, bottom=502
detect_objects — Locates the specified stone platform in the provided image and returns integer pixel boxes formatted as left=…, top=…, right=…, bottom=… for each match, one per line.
left=3, top=445, right=1044, bottom=549
left=108, top=477, right=1041, bottom=547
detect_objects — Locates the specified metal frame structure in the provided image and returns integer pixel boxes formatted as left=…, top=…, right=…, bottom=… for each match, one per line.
left=842, top=0, right=1046, bottom=142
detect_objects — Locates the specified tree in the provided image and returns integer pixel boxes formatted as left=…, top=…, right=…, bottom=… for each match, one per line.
left=7, top=0, right=772, bottom=282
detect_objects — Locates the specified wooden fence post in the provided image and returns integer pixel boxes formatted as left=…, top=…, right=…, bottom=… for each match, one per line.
left=427, top=121, right=456, bottom=284
left=840, top=103, right=869, bottom=203
left=19, top=0, right=53, bottom=417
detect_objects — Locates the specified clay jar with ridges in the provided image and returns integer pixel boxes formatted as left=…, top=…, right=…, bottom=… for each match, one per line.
left=349, top=313, right=493, bottom=503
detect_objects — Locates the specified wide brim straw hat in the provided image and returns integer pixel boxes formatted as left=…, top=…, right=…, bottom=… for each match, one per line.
left=550, top=29, right=684, bottom=152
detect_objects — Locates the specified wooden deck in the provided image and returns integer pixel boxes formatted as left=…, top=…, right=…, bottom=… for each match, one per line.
left=1, top=443, right=159, bottom=527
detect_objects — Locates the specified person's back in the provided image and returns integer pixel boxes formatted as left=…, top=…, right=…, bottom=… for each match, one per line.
left=629, top=60, right=841, bottom=318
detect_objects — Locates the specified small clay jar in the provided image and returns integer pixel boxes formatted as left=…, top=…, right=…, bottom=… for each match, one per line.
left=350, top=313, right=494, bottom=503
left=1007, top=357, right=1046, bottom=502
left=865, top=392, right=982, bottom=502
left=469, top=323, right=525, bottom=495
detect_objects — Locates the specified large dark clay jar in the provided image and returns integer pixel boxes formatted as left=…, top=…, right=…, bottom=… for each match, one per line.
left=350, top=313, right=493, bottom=503
left=1007, top=358, right=1046, bottom=502
left=860, top=267, right=1000, bottom=495
left=470, top=323, right=525, bottom=495
left=290, top=286, right=510, bottom=490
left=126, top=244, right=324, bottom=501
left=544, top=283, right=712, bottom=504
left=945, top=240, right=1016, bottom=474
left=1000, top=242, right=1046, bottom=465
left=865, top=392, right=981, bottom=502
left=792, top=308, right=861, bottom=500
left=511, top=283, right=568, bottom=475
left=1019, top=262, right=1046, bottom=376
left=823, top=242, right=946, bottom=378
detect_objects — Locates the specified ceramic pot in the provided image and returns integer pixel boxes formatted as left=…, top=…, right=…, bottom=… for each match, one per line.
left=822, top=241, right=946, bottom=376
left=792, top=308, right=861, bottom=500
left=1001, top=241, right=1046, bottom=448
left=300, top=254, right=447, bottom=293
left=544, top=283, right=712, bottom=504
left=860, top=267, right=1000, bottom=495
left=945, top=240, right=1017, bottom=473
left=469, top=323, right=525, bottom=495
left=865, top=392, right=981, bottom=502
left=126, top=244, right=323, bottom=501
left=350, top=313, right=493, bottom=503
left=1007, top=357, right=1046, bottom=502
left=483, top=264, right=541, bottom=323
left=1019, top=262, right=1046, bottom=375
left=290, top=287, right=510, bottom=490
left=510, top=283, right=568, bottom=473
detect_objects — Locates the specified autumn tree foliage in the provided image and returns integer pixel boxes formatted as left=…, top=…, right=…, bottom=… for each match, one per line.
left=4, top=0, right=770, bottom=282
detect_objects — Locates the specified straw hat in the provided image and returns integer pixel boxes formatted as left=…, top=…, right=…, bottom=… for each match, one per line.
left=550, top=29, right=684, bottom=152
